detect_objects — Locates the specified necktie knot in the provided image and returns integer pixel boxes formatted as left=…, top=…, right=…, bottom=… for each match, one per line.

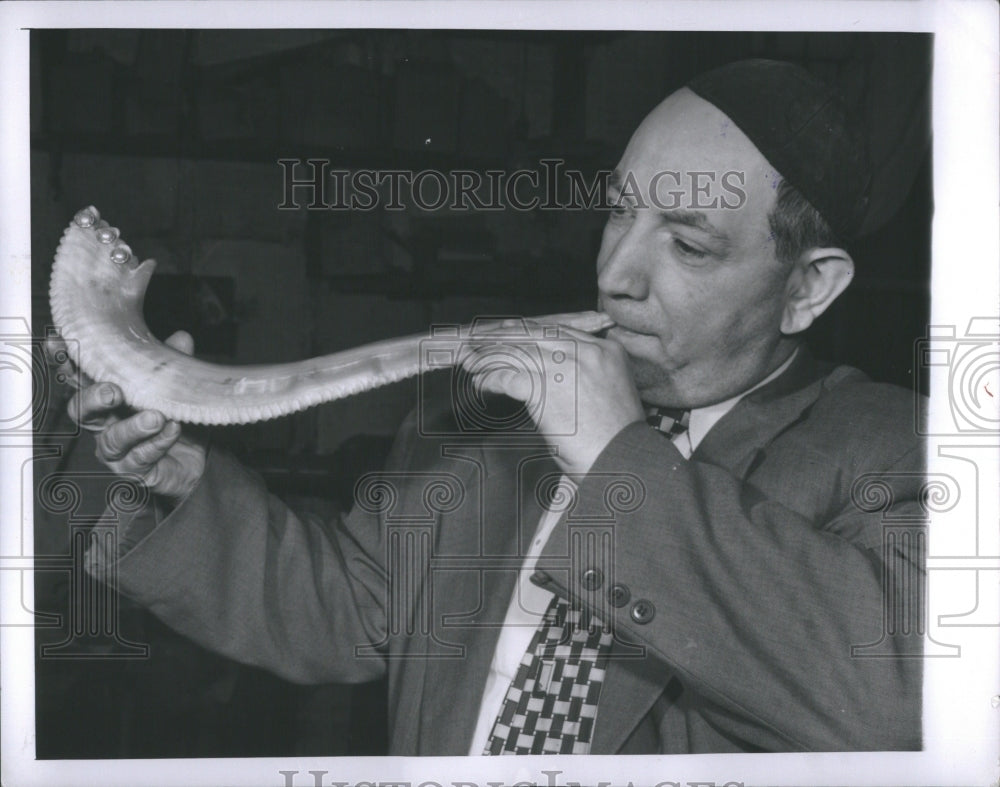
left=645, top=406, right=690, bottom=437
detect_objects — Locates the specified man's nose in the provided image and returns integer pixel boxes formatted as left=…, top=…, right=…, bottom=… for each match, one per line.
left=596, top=222, right=650, bottom=301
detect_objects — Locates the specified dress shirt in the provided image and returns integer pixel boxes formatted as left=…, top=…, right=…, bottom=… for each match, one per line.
left=467, top=349, right=798, bottom=754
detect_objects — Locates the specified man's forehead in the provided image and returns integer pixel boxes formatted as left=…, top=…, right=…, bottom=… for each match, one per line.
left=610, top=89, right=780, bottom=226
left=623, top=88, right=774, bottom=174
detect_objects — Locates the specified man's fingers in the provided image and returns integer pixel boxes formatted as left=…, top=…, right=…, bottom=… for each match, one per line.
left=460, top=343, right=538, bottom=402
left=70, top=383, right=124, bottom=430
left=165, top=330, right=194, bottom=356
left=126, top=421, right=182, bottom=469
left=469, top=318, right=597, bottom=340
left=97, top=411, right=165, bottom=462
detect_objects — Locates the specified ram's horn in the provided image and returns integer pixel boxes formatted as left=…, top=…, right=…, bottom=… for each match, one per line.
left=49, top=206, right=614, bottom=425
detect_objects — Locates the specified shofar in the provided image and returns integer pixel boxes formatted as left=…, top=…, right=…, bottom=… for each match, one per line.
left=50, top=206, right=614, bottom=425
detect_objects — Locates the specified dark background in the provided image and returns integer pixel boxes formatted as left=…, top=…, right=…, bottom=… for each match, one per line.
left=30, top=29, right=932, bottom=758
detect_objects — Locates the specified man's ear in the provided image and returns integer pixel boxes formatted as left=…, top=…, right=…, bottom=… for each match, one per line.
left=781, top=247, right=854, bottom=334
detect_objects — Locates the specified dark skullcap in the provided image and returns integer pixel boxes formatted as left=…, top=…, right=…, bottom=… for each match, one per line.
left=686, top=59, right=870, bottom=239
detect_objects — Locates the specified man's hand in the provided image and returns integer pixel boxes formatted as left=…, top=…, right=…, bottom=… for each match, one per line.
left=47, top=331, right=206, bottom=505
left=459, top=320, right=645, bottom=475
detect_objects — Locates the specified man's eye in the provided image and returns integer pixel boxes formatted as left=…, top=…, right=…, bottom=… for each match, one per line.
left=608, top=202, right=632, bottom=221
left=673, top=237, right=708, bottom=259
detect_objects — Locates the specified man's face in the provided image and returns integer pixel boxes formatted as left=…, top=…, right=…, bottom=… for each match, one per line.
left=597, top=88, right=797, bottom=409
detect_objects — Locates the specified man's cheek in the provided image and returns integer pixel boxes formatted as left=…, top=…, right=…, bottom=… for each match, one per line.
left=716, top=304, right=775, bottom=358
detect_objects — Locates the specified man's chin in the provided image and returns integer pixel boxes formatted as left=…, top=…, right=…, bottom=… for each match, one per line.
left=628, top=359, right=684, bottom=406
left=604, top=337, right=692, bottom=406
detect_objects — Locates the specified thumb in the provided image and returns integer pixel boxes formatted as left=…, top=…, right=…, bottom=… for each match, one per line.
left=165, top=330, right=195, bottom=356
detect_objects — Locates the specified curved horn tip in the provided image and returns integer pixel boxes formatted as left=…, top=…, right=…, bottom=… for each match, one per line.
left=130, top=257, right=158, bottom=283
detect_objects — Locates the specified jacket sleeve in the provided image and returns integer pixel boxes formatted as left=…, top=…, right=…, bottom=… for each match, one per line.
left=85, top=444, right=393, bottom=686
left=534, top=419, right=924, bottom=752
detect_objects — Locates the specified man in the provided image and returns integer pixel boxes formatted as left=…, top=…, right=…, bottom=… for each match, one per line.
left=61, top=59, right=924, bottom=754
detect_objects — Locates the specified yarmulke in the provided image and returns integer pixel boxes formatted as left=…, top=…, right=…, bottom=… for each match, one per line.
left=686, top=59, right=870, bottom=239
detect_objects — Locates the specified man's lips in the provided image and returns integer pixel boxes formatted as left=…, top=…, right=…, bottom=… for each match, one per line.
left=597, top=306, right=652, bottom=337
left=597, top=305, right=658, bottom=343
left=607, top=324, right=655, bottom=340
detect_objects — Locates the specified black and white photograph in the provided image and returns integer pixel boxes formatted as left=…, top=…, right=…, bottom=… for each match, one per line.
left=1, top=2, right=997, bottom=786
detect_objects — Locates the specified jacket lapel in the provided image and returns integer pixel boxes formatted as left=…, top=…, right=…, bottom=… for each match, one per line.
left=415, top=444, right=556, bottom=754
left=591, top=348, right=835, bottom=753
left=693, top=348, right=835, bottom=473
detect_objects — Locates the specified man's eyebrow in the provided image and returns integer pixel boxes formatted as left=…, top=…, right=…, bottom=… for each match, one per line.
left=660, top=209, right=730, bottom=246
left=605, top=177, right=731, bottom=249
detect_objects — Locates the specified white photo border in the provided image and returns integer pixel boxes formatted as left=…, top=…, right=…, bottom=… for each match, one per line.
left=2, top=2, right=998, bottom=786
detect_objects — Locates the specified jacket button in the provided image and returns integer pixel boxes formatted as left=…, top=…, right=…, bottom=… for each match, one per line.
left=608, top=583, right=631, bottom=608
left=580, top=568, right=603, bottom=590
left=630, top=599, right=655, bottom=624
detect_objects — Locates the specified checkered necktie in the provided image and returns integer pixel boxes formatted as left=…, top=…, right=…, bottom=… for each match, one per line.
left=484, top=595, right=612, bottom=755
left=646, top=406, right=690, bottom=438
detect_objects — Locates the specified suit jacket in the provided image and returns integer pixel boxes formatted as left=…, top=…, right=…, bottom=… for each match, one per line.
left=96, top=349, right=925, bottom=754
